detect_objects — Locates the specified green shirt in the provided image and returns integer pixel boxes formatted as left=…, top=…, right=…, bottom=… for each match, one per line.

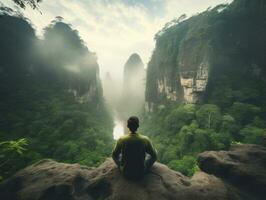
left=112, top=132, right=157, bottom=180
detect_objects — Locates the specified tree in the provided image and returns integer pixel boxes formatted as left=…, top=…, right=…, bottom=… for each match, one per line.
left=0, top=11, right=113, bottom=179
left=11, top=0, right=42, bottom=9
left=229, top=102, right=261, bottom=126
left=0, top=138, right=28, bottom=179
left=240, top=126, right=265, bottom=145
left=165, top=104, right=195, bottom=134
left=196, top=104, right=222, bottom=130
left=168, top=156, right=198, bottom=177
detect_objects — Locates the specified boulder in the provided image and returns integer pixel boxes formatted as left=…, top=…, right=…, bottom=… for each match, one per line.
left=0, top=144, right=265, bottom=200
left=198, top=144, right=266, bottom=200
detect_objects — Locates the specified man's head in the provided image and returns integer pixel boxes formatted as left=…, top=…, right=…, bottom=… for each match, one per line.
left=127, top=116, right=139, bottom=133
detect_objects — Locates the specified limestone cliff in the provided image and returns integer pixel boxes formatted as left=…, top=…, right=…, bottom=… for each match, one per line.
left=0, top=14, right=104, bottom=105
left=41, top=19, right=103, bottom=104
left=145, top=0, right=266, bottom=110
left=119, top=53, right=146, bottom=117
left=0, top=10, right=112, bottom=178
left=123, top=53, right=145, bottom=91
left=0, top=144, right=265, bottom=200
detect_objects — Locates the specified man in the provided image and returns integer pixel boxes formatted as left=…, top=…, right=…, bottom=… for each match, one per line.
left=112, top=116, right=157, bottom=180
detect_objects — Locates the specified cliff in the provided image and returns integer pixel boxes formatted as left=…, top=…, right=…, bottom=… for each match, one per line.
left=0, top=9, right=113, bottom=178
left=119, top=53, right=146, bottom=117
left=123, top=53, right=145, bottom=86
left=40, top=18, right=103, bottom=103
left=0, top=144, right=265, bottom=200
left=0, top=12, right=103, bottom=105
left=145, top=0, right=266, bottom=110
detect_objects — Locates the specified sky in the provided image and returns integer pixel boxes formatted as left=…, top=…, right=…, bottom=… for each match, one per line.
left=1, top=0, right=232, bottom=80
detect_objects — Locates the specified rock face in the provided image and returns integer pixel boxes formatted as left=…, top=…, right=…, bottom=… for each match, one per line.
left=123, top=53, right=145, bottom=89
left=119, top=53, right=146, bottom=117
left=198, top=144, right=266, bottom=200
left=145, top=0, right=266, bottom=108
left=0, top=144, right=265, bottom=200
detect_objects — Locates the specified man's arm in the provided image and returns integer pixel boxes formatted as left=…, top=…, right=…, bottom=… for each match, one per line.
left=145, top=138, right=157, bottom=171
left=112, top=139, right=122, bottom=167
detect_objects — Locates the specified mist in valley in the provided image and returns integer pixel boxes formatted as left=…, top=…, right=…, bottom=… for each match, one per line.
left=103, top=53, right=146, bottom=139
left=0, top=2, right=265, bottom=196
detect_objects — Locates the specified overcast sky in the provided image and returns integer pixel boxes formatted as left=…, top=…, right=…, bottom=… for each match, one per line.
left=2, top=0, right=232, bottom=80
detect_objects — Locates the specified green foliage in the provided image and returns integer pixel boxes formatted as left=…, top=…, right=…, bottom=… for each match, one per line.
left=2, top=0, right=266, bottom=180
left=143, top=0, right=266, bottom=176
left=179, top=124, right=214, bottom=154
left=165, top=104, right=195, bottom=134
left=141, top=101, right=265, bottom=176
left=221, top=114, right=235, bottom=131
left=0, top=10, right=114, bottom=179
left=0, top=138, right=28, bottom=178
left=0, top=138, right=28, bottom=155
left=168, top=156, right=199, bottom=177
left=196, top=104, right=222, bottom=130
left=146, top=0, right=266, bottom=108
left=229, top=102, right=261, bottom=125
left=240, top=126, right=265, bottom=145
left=11, top=0, right=42, bottom=9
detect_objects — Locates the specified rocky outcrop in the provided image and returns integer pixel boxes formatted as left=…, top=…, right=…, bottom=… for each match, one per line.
left=145, top=0, right=266, bottom=107
left=198, top=144, right=266, bottom=200
left=0, top=144, right=265, bottom=200
left=180, top=61, right=209, bottom=103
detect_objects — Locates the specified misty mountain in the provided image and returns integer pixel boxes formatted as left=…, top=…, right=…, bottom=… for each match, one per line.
left=0, top=8, right=112, bottom=178
left=39, top=17, right=103, bottom=102
left=118, top=53, right=145, bottom=119
left=123, top=53, right=145, bottom=91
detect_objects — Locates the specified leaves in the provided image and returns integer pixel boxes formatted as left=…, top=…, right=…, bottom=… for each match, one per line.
left=140, top=101, right=265, bottom=176
left=0, top=138, right=28, bottom=178
left=0, top=138, right=28, bottom=155
left=11, top=0, right=42, bottom=9
left=0, top=11, right=113, bottom=179
left=168, top=156, right=198, bottom=177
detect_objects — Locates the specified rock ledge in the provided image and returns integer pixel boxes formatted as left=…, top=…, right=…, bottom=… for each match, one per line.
left=0, top=144, right=265, bottom=200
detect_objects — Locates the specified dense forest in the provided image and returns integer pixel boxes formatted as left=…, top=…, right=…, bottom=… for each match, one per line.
left=142, top=0, right=266, bottom=176
left=0, top=0, right=265, bottom=181
left=0, top=7, right=113, bottom=179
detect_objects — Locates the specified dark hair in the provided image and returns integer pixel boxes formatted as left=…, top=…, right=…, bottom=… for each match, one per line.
left=127, top=116, right=139, bottom=133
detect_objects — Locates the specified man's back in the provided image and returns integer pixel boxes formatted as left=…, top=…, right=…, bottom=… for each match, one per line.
left=112, top=132, right=157, bottom=180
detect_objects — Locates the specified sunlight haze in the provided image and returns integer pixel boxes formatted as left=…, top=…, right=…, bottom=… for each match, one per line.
left=1, top=0, right=232, bottom=80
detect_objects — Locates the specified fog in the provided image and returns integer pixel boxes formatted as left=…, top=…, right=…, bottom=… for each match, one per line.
left=103, top=53, right=146, bottom=139
left=1, top=0, right=232, bottom=81
left=1, top=0, right=233, bottom=140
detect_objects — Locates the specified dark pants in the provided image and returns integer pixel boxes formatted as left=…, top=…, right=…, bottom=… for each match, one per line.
left=116, top=154, right=151, bottom=180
